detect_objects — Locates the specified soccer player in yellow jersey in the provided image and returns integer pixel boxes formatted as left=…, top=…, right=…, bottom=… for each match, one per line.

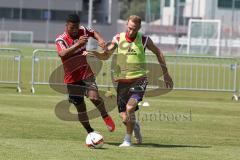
left=85, top=15, right=173, bottom=147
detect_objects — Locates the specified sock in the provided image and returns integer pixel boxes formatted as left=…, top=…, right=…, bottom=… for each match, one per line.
left=75, top=103, right=94, bottom=134
left=85, top=126, right=94, bottom=133
left=124, top=134, right=131, bottom=142
left=102, top=114, right=108, bottom=119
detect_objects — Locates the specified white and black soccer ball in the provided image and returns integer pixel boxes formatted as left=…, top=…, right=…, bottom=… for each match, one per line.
left=86, top=132, right=104, bottom=149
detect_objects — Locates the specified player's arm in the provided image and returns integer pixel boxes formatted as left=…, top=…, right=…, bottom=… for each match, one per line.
left=85, top=26, right=105, bottom=49
left=92, top=30, right=106, bottom=49
left=146, top=37, right=173, bottom=88
left=84, top=42, right=117, bottom=60
left=57, top=36, right=88, bottom=57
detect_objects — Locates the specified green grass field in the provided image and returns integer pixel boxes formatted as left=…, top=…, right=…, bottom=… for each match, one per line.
left=0, top=45, right=240, bottom=160
left=0, top=91, right=240, bottom=160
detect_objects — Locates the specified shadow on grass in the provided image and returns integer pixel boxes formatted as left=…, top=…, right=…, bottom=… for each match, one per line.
left=0, top=86, right=17, bottom=90
left=89, top=147, right=108, bottom=150
left=105, top=142, right=211, bottom=148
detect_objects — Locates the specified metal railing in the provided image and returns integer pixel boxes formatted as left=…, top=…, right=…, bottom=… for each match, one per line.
left=30, top=49, right=240, bottom=100
left=31, top=49, right=61, bottom=93
left=0, top=48, right=22, bottom=92
left=165, top=55, right=238, bottom=91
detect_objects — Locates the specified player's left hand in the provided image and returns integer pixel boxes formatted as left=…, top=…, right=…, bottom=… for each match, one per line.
left=163, top=73, right=173, bottom=88
left=98, top=39, right=106, bottom=49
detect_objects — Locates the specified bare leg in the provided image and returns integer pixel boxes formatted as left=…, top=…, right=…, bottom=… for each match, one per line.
left=88, top=90, right=108, bottom=118
left=88, top=89, right=115, bottom=132
left=119, top=98, right=138, bottom=147
left=125, top=98, right=138, bottom=135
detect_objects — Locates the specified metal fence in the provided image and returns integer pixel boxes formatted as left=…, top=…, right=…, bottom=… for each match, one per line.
left=165, top=55, right=240, bottom=100
left=30, top=49, right=240, bottom=100
left=234, top=61, right=240, bottom=100
left=0, top=48, right=22, bottom=92
left=165, top=55, right=238, bottom=91
left=31, top=49, right=62, bottom=93
left=31, top=49, right=113, bottom=93
left=96, top=54, right=240, bottom=96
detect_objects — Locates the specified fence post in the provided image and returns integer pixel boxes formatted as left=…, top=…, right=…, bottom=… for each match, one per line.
left=31, top=49, right=58, bottom=93
left=0, top=48, right=22, bottom=92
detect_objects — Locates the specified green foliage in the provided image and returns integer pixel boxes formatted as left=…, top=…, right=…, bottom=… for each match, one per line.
left=119, top=0, right=161, bottom=21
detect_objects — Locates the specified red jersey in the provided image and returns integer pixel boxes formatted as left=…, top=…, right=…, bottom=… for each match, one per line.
left=55, top=26, right=94, bottom=84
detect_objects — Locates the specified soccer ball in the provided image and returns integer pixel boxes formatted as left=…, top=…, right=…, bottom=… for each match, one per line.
left=86, top=132, right=104, bottom=149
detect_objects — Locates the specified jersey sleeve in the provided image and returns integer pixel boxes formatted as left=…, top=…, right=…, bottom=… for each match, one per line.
left=80, top=26, right=95, bottom=38
left=86, top=27, right=95, bottom=37
left=56, top=40, right=67, bottom=54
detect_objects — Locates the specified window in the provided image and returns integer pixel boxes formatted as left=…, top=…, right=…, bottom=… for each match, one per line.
left=218, top=0, right=232, bottom=8
left=0, top=7, right=105, bottom=23
left=0, top=7, right=22, bottom=19
left=236, top=0, right=240, bottom=8
left=218, top=0, right=240, bottom=9
left=0, top=8, right=12, bottom=19
left=22, top=9, right=42, bottom=20
left=51, top=10, right=78, bottom=21
left=13, top=8, right=20, bottom=19
left=165, top=0, right=170, bottom=7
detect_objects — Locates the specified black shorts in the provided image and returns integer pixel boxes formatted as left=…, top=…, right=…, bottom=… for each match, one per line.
left=67, top=76, right=98, bottom=105
left=117, top=77, right=148, bottom=113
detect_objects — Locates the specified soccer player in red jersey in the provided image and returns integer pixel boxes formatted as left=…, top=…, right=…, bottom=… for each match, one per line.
left=55, top=14, right=115, bottom=134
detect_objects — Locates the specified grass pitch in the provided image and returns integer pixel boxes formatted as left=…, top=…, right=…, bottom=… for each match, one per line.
left=0, top=90, right=240, bottom=160
left=0, top=45, right=240, bottom=160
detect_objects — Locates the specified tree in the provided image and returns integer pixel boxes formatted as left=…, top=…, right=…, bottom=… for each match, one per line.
left=119, top=0, right=146, bottom=20
left=119, top=0, right=160, bottom=21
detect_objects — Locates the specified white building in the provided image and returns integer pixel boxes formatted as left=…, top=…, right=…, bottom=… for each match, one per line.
left=161, top=0, right=240, bottom=32
left=0, top=0, right=119, bottom=43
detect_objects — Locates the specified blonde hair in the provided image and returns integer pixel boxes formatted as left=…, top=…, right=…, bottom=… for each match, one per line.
left=127, top=15, right=141, bottom=26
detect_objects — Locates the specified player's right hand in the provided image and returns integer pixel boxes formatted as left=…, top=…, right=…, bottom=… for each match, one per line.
left=163, top=73, right=173, bottom=89
left=83, top=50, right=98, bottom=57
left=98, top=39, right=106, bottom=49
left=78, top=35, right=88, bottom=46
left=103, top=42, right=116, bottom=52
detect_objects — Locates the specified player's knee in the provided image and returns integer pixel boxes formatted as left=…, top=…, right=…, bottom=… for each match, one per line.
left=126, top=97, right=138, bottom=112
left=126, top=104, right=136, bottom=113
left=89, top=96, right=103, bottom=103
left=89, top=96, right=98, bottom=102
left=88, top=91, right=101, bottom=102
left=87, top=89, right=99, bottom=100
